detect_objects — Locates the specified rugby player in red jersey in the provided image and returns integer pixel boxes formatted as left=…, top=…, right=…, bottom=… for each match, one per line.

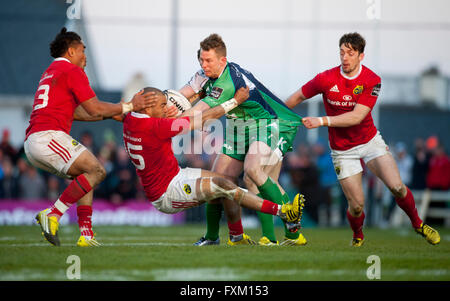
left=122, top=87, right=304, bottom=226
left=285, top=32, right=440, bottom=246
left=26, top=28, right=158, bottom=247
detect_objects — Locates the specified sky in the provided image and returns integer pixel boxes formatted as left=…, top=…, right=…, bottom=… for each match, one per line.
left=76, top=0, right=450, bottom=99
left=2, top=0, right=450, bottom=148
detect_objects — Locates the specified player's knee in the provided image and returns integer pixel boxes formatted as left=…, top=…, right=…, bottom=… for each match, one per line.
left=243, top=173, right=252, bottom=186
left=243, top=165, right=262, bottom=182
left=212, top=176, right=235, bottom=192
left=98, top=165, right=107, bottom=181
left=90, top=163, right=106, bottom=185
left=350, top=203, right=364, bottom=216
left=389, top=184, right=405, bottom=198
left=200, top=177, right=224, bottom=200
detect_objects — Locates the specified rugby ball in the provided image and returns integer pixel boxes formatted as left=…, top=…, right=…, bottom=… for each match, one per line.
left=164, top=89, right=192, bottom=116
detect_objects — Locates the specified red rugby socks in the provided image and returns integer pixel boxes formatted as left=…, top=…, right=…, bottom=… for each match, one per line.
left=395, top=186, right=422, bottom=229
left=48, top=174, right=93, bottom=219
left=347, top=210, right=365, bottom=240
left=77, top=205, right=94, bottom=238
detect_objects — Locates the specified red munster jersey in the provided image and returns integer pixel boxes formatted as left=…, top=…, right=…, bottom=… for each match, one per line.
left=122, top=112, right=191, bottom=201
left=301, top=65, right=381, bottom=151
left=25, top=58, right=96, bottom=140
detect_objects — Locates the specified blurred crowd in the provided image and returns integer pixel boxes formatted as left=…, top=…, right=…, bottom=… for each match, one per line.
left=0, top=129, right=147, bottom=204
left=279, top=136, right=450, bottom=227
left=0, top=127, right=449, bottom=226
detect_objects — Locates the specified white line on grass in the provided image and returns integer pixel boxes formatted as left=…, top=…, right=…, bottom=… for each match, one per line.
left=1, top=242, right=192, bottom=247
left=0, top=267, right=448, bottom=281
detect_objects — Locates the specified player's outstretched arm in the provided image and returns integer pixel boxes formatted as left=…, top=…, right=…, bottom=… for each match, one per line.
left=189, top=86, right=249, bottom=131
left=181, top=101, right=210, bottom=118
left=285, top=88, right=308, bottom=109
left=179, top=85, right=205, bottom=103
left=187, top=90, right=206, bottom=104
left=80, top=90, right=158, bottom=119
left=180, top=69, right=208, bottom=103
left=179, top=86, right=206, bottom=104
left=73, top=104, right=103, bottom=121
left=303, top=104, right=371, bottom=129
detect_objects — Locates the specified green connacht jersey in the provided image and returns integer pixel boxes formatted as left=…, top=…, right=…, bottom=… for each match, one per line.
left=186, top=62, right=302, bottom=160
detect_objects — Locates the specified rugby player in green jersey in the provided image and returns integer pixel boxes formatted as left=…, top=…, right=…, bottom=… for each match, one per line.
left=179, top=34, right=307, bottom=246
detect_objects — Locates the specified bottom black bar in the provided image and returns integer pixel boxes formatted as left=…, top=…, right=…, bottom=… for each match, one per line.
left=1, top=281, right=448, bottom=299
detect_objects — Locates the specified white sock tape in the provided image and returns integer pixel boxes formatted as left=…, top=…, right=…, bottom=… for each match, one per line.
left=54, top=199, right=70, bottom=214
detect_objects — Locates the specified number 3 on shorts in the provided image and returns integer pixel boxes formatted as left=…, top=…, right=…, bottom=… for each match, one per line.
left=34, top=84, right=50, bottom=110
left=126, top=142, right=145, bottom=170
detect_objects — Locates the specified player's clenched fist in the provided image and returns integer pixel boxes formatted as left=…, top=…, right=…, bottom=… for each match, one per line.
left=302, top=116, right=321, bottom=129
left=234, top=86, right=250, bottom=104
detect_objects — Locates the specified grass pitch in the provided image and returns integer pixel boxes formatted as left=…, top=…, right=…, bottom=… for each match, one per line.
left=0, top=224, right=449, bottom=281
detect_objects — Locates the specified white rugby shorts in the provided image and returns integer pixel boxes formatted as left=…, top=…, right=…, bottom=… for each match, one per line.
left=24, top=130, right=87, bottom=179
left=331, top=131, right=390, bottom=180
left=152, top=167, right=204, bottom=214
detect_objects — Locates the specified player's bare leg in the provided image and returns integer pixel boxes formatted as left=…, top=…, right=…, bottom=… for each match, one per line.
left=210, top=154, right=243, bottom=222
left=243, top=141, right=305, bottom=245
left=367, top=154, right=440, bottom=244
left=68, top=150, right=105, bottom=246
left=244, top=141, right=277, bottom=186
left=244, top=163, right=278, bottom=245
left=266, top=161, right=284, bottom=193
left=194, top=154, right=244, bottom=246
left=67, top=149, right=106, bottom=187
left=243, top=142, right=279, bottom=244
left=339, top=172, right=366, bottom=246
left=195, top=176, right=302, bottom=227
left=36, top=149, right=105, bottom=246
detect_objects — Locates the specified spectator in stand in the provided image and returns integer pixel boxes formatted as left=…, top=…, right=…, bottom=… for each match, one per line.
left=384, top=142, right=414, bottom=222
left=425, top=140, right=450, bottom=225
left=0, top=149, right=3, bottom=183
left=286, top=146, right=321, bottom=223
left=47, top=175, right=63, bottom=201
left=134, top=176, right=147, bottom=202
left=312, top=140, right=338, bottom=226
left=411, top=138, right=431, bottom=190
left=109, top=146, right=137, bottom=204
left=394, top=142, right=413, bottom=186
left=95, top=132, right=117, bottom=200
left=0, top=129, right=17, bottom=163
left=80, top=131, right=98, bottom=155
left=18, top=160, right=46, bottom=201
left=0, top=156, right=19, bottom=199
left=426, top=144, right=450, bottom=191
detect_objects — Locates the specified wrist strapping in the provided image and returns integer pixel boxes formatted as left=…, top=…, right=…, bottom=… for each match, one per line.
left=220, top=98, right=238, bottom=114
left=121, top=102, right=134, bottom=114
left=319, top=116, right=331, bottom=127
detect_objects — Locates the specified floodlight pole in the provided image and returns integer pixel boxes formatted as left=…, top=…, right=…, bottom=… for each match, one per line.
left=170, top=0, right=179, bottom=89
left=307, top=0, right=320, bottom=145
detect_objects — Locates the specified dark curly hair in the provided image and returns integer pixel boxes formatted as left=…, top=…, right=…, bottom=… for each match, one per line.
left=49, top=27, right=82, bottom=58
left=339, top=32, right=366, bottom=53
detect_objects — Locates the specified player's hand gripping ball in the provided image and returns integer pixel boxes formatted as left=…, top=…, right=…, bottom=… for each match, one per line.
left=163, top=89, right=192, bottom=117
